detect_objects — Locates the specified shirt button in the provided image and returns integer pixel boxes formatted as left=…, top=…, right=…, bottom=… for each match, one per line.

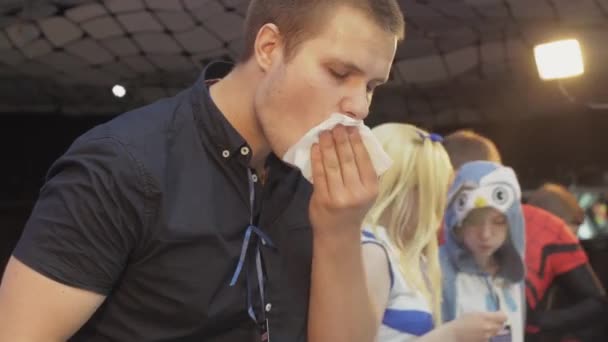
left=240, top=146, right=250, bottom=156
left=222, top=150, right=230, bottom=158
left=265, top=303, right=272, bottom=312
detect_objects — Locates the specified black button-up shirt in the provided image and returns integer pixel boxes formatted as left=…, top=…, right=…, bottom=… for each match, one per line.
left=14, top=64, right=313, bottom=341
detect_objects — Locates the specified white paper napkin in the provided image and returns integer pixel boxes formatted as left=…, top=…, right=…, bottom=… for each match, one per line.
left=282, top=113, right=393, bottom=183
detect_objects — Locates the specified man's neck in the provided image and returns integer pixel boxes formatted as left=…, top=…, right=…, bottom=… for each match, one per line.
left=208, top=63, right=271, bottom=170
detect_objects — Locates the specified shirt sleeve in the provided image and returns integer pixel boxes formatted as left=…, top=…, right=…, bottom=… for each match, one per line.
left=533, top=265, right=606, bottom=333
left=12, top=136, right=155, bottom=295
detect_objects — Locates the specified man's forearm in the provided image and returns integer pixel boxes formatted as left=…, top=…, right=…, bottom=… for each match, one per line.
left=308, top=232, right=376, bottom=342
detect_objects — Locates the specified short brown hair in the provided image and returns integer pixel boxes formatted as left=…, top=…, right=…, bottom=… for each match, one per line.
left=240, top=0, right=405, bottom=62
left=442, top=130, right=502, bottom=169
left=527, top=183, right=585, bottom=226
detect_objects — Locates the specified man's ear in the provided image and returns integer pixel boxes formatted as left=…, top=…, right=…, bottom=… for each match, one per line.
left=253, top=23, right=284, bottom=72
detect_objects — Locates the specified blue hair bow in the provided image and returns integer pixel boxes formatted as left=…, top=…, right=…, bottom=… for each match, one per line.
left=418, top=131, right=444, bottom=143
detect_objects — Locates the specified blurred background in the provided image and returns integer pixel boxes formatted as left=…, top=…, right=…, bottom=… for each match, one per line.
left=0, top=0, right=607, bottom=317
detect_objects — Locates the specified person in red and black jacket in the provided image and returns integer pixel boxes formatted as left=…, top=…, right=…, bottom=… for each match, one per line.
left=441, top=130, right=607, bottom=342
left=526, top=183, right=607, bottom=341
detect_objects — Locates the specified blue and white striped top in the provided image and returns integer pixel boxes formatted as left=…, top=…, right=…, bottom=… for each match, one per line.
left=362, top=227, right=435, bottom=341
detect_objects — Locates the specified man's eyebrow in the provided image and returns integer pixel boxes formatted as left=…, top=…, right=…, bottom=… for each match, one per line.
left=329, top=60, right=389, bottom=84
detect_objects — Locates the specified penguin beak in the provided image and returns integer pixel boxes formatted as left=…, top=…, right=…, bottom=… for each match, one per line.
left=474, top=197, right=488, bottom=208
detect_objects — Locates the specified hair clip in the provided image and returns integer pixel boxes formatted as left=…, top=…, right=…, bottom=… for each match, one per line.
left=418, top=131, right=444, bottom=143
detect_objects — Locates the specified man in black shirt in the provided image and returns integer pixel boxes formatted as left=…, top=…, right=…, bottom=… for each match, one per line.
left=0, top=1, right=404, bottom=341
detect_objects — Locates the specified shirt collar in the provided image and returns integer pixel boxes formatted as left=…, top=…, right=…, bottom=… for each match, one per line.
left=191, top=61, right=252, bottom=166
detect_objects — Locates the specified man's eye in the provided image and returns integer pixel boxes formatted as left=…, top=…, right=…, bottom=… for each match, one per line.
left=330, top=69, right=348, bottom=79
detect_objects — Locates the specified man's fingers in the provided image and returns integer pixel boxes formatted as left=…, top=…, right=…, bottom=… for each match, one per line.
left=332, top=126, right=361, bottom=187
left=319, top=130, right=345, bottom=198
left=348, top=127, right=377, bottom=187
left=311, top=143, right=329, bottom=198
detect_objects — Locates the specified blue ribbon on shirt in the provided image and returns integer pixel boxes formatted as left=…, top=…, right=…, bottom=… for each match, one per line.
left=229, top=168, right=275, bottom=324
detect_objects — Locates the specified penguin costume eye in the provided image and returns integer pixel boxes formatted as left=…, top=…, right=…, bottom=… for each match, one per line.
left=492, top=186, right=510, bottom=206
left=456, top=192, right=468, bottom=211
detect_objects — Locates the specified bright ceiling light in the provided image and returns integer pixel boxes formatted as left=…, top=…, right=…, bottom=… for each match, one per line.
left=112, top=84, right=126, bottom=98
left=534, top=39, right=584, bottom=80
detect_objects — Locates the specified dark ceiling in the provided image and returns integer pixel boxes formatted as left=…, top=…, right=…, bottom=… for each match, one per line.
left=0, top=0, right=606, bottom=124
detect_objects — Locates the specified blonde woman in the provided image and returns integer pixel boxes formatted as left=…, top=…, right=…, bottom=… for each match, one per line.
left=362, top=123, right=508, bottom=342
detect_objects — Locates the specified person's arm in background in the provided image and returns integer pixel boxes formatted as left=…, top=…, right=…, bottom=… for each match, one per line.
left=362, top=243, right=391, bottom=338
left=0, top=137, right=152, bottom=341
left=528, top=214, right=607, bottom=333
left=531, top=264, right=606, bottom=333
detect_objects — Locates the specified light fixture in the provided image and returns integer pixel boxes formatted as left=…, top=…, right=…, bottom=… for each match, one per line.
left=112, top=84, right=126, bottom=98
left=534, top=39, right=584, bottom=80
left=534, top=39, right=608, bottom=110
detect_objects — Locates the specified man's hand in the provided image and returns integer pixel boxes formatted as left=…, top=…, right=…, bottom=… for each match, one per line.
left=309, top=125, right=379, bottom=240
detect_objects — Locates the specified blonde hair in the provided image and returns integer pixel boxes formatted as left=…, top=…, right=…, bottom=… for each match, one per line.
left=365, top=123, right=453, bottom=325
